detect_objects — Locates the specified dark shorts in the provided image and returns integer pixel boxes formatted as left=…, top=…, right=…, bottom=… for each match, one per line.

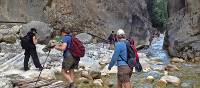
left=117, top=65, right=133, bottom=83
left=62, top=52, right=80, bottom=70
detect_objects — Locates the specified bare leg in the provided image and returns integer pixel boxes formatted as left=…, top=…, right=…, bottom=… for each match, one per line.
left=117, top=79, right=122, bottom=88
left=61, top=69, right=73, bottom=83
left=122, top=82, right=132, bottom=88
left=69, top=69, right=75, bottom=81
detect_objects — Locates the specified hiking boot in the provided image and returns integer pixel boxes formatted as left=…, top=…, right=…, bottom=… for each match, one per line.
left=24, top=68, right=30, bottom=71
left=39, top=67, right=43, bottom=71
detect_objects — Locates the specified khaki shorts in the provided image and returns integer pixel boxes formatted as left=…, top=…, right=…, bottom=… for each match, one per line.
left=62, top=52, right=80, bottom=70
left=117, top=65, right=133, bottom=83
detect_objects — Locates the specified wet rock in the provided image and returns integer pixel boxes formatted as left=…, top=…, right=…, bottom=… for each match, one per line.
left=194, top=57, right=200, bottom=62
left=150, top=60, right=164, bottom=65
left=20, top=21, right=53, bottom=44
left=0, top=34, right=3, bottom=41
left=146, top=71, right=161, bottom=79
left=76, top=33, right=92, bottom=43
left=146, top=76, right=155, bottom=83
left=2, top=34, right=17, bottom=44
left=0, top=25, right=8, bottom=29
left=0, top=78, right=13, bottom=88
left=78, top=77, right=89, bottom=83
left=81, top=71, right=92, bottom=80
left=164, top=64, right=180, bottom=72
left=181, top=82, right=192, bottom=88
left=171, top=57, right=185, bottom=63
left=2, top=69, right=24, bottom=76
left=10, top=25, right=21, bottom=34
left=101, top=65, right=117, bottom=75
left=90, top=71, right=101, bottom=79
left=93, top=79, right=103, bottom=86
left=151, top=65, right=165, bottom=71
left=99, top=55, right=110, bottom=65
left=0, top=53, right=5, bottom=57
left=155, top=79, right=167, bottom=88
left=21, top=69, right=56, bottom=80
left=160, top=75, right=181, bottom=86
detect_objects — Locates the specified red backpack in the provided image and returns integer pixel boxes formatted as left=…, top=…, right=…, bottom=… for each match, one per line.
left=69, top=36, right=85, bottom=58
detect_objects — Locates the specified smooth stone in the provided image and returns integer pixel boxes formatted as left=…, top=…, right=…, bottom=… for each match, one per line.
left=160, top=75, right=181, bottom=86
left=164, top=64, right=180, bottom=72
left=21, top=69, right=56, bottom=80
left=155, top=79, right=167, bottom=88
left=146, top=76, right=155, bottom=83
left=171, top=57, right=185, bottom=63
left=146, top=71, right=161, bottom=79
left=76, top=33, right=92, bottom=43
left=93, top=79, right=103, bottom=86
left=181, top=82, right=192, bottom=88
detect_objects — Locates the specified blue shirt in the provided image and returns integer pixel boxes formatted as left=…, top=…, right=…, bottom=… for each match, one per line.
left=62, top=34, right=72, bottom=58
left=108, top=39, right=128, bottom=69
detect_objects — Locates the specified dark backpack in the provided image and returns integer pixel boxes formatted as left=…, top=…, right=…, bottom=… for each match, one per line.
left=120, top=40, right=143, bottom=72
left=20, top=35, right=31, bottom=49
left=68, top=36, right=85, bottom=58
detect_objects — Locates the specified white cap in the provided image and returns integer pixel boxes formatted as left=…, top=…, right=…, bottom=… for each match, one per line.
left=117, top=29, right=125, bottom=35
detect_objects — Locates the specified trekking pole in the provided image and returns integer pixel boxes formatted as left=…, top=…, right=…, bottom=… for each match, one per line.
left=34, top=50, right=51, bottom=88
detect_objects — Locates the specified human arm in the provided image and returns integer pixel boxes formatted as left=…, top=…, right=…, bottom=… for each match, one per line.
left=54, top=43, right=67, bottom=51
left=32, top=36, right=38, bottom=44
left=108, top=43, right=121, bottom=70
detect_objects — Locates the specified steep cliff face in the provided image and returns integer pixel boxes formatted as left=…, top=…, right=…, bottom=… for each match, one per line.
left=166, top=0, right=200, bottom=60
left=0, top=0, right=47, bottom=22
left=46, top=0, right=153, bottom=45
left=0, top=0, right=154, bottom=45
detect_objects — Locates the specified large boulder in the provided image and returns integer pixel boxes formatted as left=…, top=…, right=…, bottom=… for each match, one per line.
left=76, top=33, right=92, bottom=43
left=165, top=0, right=200, bottom=60
left=20, top=21, right=53, bottom=44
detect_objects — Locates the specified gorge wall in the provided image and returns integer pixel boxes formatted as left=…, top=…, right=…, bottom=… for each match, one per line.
left=0, top=0, right=155, bottom=45
left=165, top=0, right=200, bottom=61
left=0, top=0, right=47, bottom=22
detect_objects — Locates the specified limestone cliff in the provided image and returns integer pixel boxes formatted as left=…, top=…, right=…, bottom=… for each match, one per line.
left=165, top=0, right=200, bottom=61
left=0, top=0, right=154, bottom=45
left=0, top=0, right=47, bottom=22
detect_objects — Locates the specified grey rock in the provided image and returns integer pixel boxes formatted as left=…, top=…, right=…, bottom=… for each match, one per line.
left=146, top=71, right=161, bottom=79
left=0, top=25, right=8, bottom=29
left=93, top=79, right=103, bottom=86
left=181, top=82, right=192, bottom=88
left=90, top=71, right=101, bottom=79
left=20, top=21, right=53, bottom=44
left=160, top=75, right=181, bottom=86
left=0, top=0, right=47, bottom=22
left=2, top=34, right=17, bottom=44
left=0, top=78, right=13, bottom=88
left=76, top=33, right=92, bottom=43
left=165, top=0, right=200, bottom=60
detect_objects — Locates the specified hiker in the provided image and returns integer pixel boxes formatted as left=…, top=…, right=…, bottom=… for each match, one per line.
left=23, top=28, right=43, bottom=71
left=53, top=28, right=80, bottom=88
left=108, top=31, right=117, bottom=49
left=108, top=29, right=133, bottom=88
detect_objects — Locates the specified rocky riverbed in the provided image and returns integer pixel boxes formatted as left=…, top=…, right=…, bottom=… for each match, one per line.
left=0, top=34, right=199, bottom=88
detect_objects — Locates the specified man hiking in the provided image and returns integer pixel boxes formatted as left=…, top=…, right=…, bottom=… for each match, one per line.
left=108, top=31, right=117, bottom=49
left=23, top=28, right=43, bottom=71
left=53, top=28, right=80, bottom=88
left=108, top=29, right=133, bottom=88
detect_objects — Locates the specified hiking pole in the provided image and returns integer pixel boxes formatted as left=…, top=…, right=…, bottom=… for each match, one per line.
left=34, top=50, right=51, bottom=88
